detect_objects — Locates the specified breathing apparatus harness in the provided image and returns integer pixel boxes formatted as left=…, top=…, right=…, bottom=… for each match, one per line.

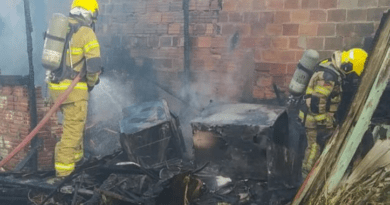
left=299, top=59, right=343, bottom=126
left=46, top=16, right=92, bottom=84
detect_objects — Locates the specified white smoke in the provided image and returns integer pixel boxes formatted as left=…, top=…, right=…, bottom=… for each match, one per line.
left=0, top=0, right=28, bottom=75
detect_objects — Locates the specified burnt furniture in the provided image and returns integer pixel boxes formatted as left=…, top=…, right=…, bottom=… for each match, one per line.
left=119, top=100, right=186, bottom=168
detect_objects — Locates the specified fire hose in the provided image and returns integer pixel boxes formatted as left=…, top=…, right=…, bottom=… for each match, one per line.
left=0, top=74, right=82, bottom=169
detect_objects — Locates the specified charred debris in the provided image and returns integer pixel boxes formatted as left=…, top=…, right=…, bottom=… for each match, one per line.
left=0, top=98, right=305, bottom=205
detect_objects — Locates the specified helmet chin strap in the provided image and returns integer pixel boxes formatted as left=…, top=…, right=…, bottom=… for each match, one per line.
left=331, top=51, right=348, bottom=76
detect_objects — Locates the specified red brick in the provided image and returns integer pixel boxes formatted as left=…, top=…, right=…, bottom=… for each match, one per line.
left=229, top=12, right=242, bottom=22
left=255, top=63, right=271, bottom=71
left=289, top=37, right=302, bottom=49
left=255, top=49, right=263, bottom=61
left=262, top=50, right=279, bottom=62
left=287, top=64, right=297, bottom=74
left=367, top=8, right=388, bottom=22
left=285, top=76, right=293, bottom=86
left=219, top=12, right=228, bottom=22
left=13, top=91, right=28, bottom=97
left=264, top=88, right=276, bottom=99
left=221, top=24, right=236, bottom=35
left=274, top=11, right=291, bottom=24
left=325, top=37, right=343, bottom=50
left=336, top=23, right=354, bottom=36
left=211, top=37, right=226, bottom=47
left=168, top=23, right=181, bottom=34
left=255, top=37, right=272, bottom=48
left=237, top=0, right=253, bottom=11
left=269, top=63, right=287, bottom=75
left=280, top=51, right=296, bottom=63
left=253, top=87, right=265, bottom=98
left=379, top=0, right=390, bottom=6
left=223, top=0, right=237, bottom=11
left=6, top=104, right=14, bottom=111
left=238, top=24, right=252, bottom=36
left=358, top=0, right=377, bottom=7
left=162, top=13, right=174, bottom=23
left=318, top=51, right=333, bottom=60
left=327, top=9, right=346, bottom=22
left=354, top=23, right=374, bottom=36
left=251, top=22, right=267, bottom=36
left=319, top=0, right=337, bottom=8
left=273, top=76, right=286, bottom=86
left=295, top=51, right=304, bottom=61
left=240, top=38, right=256, bottom=48
left=1, top=87, right=12, bottom=95
left=317, top=23, right=336, bottom=36
left=283, top=24, right=299, bottom=36
left=302, top=0, right=319, bottom=8
left=260, top=12, right=275, bottom=23
left=15, top=104, right=29, bottom=112
left=347, top=9, right=367, bottom=22
left=253, top=0, right=266, bottom=10
left=266, top=0, right=284, bottom=10
left=160, top=37, right=172, bottom=47
left=307, top=37, right=324, bottom=50
left=310, top=10, right=326, bottom=22
left=148, top=13, right=162, bottom=23
left=343, top=37, right=364, bottom=50
left=244, top=12, right=260, bottom=23
left=299, top=24, right=318, bottom=36
left=256, top=75, right=273, bottom=87
left=272, top=37, right=289, bottom=49
left=266, top=24, right=283, bottom=36
left=13, top=86, right=27, bottom=92
left=291, top=10, right=310, bottom=23
left=285, top=0, right=300, bottom=9
left=338, top=0, right=359, bottom=8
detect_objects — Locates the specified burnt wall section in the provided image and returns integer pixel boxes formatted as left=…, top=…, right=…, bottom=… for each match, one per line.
left=95, top=0, right=255, bottom=108
left=95, top=0, right=390, bottom=102
left=0, top=86, right=62, bottom=171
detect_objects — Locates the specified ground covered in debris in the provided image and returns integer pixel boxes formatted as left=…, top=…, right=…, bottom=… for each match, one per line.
left=0, top=100, right=304, bottom=205
left=0, top=151, right=296, bottom=205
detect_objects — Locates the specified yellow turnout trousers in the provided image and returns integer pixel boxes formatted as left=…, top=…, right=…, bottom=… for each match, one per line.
left=300, top=112, right=335, bottom=179
left=55, top=100, right=88, bottom=177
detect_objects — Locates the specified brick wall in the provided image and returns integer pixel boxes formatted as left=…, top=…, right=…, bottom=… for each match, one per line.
left=250, top=0, right=390, bottom=98
left=50, top=0, right=390, bottom=106
left=0, top=86, right=62, bottom=171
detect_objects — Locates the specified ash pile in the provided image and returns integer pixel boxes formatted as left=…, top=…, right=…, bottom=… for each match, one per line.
left=0, top=100, right=303, bottom=205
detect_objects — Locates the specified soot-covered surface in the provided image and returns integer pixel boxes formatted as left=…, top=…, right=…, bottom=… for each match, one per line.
left=191, top=103, right=302, bottom=193
left=119, top=100, right=186, bottom=169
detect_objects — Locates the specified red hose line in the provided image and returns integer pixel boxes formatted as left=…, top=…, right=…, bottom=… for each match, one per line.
left=0, top=74, right=82, bottom=169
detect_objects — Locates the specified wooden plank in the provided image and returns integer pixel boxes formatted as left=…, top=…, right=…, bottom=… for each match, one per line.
left=327, top=46, right=390, bottom=192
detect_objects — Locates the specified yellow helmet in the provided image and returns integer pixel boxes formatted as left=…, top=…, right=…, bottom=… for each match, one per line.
left=71, top=0, right=99, bottom=20
left=340, top=48, right=368, bottom=76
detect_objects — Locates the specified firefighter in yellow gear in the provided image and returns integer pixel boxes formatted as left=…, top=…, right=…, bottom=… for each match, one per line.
left=299, top=48, right=368, bottom=178
left=47, top=0, right=101, bottom=182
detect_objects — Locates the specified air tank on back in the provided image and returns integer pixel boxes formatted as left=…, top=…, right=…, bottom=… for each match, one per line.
left=288, top=49, right=320, bottom=96
left=42, top=13, right=69, bottom=71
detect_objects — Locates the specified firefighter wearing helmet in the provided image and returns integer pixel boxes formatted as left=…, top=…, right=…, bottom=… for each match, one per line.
left=46, top=0, right=102, bottom=184
left=299, top=48, right=368, bottom=178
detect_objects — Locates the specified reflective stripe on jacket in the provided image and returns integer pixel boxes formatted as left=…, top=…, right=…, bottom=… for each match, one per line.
left=66, top=18, right=101, bottom=75
left=299, top=59, right=342, bottom=123
left=48, top=80, right=89, bottom=104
